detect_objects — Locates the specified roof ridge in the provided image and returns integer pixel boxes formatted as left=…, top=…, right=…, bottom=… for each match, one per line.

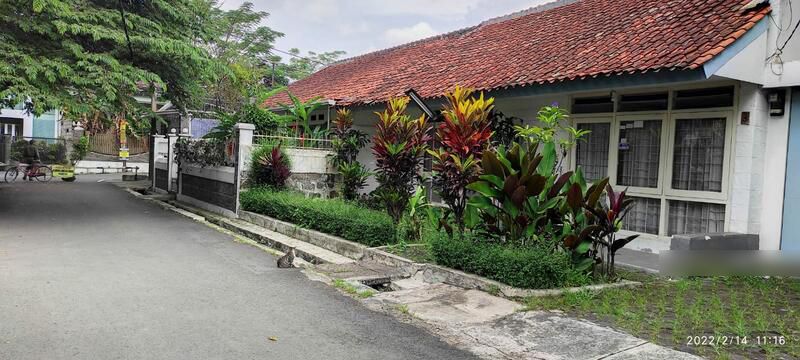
left=325, top=26, right=477, bottom=68
left=479, top=0, right=582, bottom=26
left=325, top=0, right=581, bottom=68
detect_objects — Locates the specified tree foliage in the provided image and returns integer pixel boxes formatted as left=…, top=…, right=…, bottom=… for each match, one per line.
left=201, top=2, right=345, bottom=107
left=0, top=0, right=221, bottom=117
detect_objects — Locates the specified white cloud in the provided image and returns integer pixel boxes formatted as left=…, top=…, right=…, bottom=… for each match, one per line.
left=361, top=0, right=482, bottom=19
left=337, top=21, right=370, bottom=36
left=292, top=0, right=340, bottom=23
left=383, top=22, right=438, bottom=46
left=221, top=0, right=550, bottom=57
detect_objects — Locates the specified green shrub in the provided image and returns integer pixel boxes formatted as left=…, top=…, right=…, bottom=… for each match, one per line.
left=430, top=234, right=589, bottom=289
left=10, top=140, right=68, bottom=164
left=248, top=142, right=291, bottom=188
left=70, top=136, right=89, bottom=163
left=240, top=188, right=396, bottom=247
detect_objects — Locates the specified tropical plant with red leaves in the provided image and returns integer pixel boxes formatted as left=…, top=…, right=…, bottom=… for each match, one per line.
left=584, top=184, right=638, bottom=277
left=428, top=86, right=494, bottom=230
left=331, top=109, right=371, bottom=200
left=372, top=97, right=432, bottom=222
left=250, top=142, right=291, bottom=189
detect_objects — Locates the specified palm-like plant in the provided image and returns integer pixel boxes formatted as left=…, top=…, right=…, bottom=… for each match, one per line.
left=372, top=97, right=432, bottom=222
left=278, top=91, right=324, bottom=135
left=428, top=86, right=494, bottom=230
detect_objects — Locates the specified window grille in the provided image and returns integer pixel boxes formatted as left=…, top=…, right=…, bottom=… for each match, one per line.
left=616, top=120, right=661, bottom=188
left=618, top=93, right=668, bottom=112
left=622, top=197, right=661, bottom=234
left=667, top=200, right=725, bottom=235
left=572, top=96, right=614, bottom=114
left=673, top=86, right=734, bottom=109
left=575, top=123, right=610, bottom=182
left=671, top=118, right=726, bottom=192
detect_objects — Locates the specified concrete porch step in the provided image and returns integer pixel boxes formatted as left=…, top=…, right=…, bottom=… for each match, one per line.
left=211, top=217, right=355, bottom=266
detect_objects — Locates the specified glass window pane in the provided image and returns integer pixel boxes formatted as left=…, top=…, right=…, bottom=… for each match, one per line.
left=617, top=120, right=661, bottom=188
left=667, top=200, right=725, bottom=235
left=622, top=196, right=660, bottom=234
left=673, top=86, right=734, bottom=110
left=671, top=118, right=726, bottom=192
left=575, top=123, right=610, bottom=182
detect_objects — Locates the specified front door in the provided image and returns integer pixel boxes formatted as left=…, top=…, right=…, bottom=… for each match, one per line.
left=781, top=88, right=800, bottom=250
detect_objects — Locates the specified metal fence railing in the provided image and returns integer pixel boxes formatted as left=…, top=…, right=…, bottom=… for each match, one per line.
left=253, top=134, right=333, bottom=150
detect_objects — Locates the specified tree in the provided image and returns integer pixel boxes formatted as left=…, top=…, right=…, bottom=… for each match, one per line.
left=202, top=1, right=283, bottom=109
left=0, top=0, right=220, bottom=119
left=200, top=3, right=345, bottom=106
left=277, top=49, right=346, bottom=84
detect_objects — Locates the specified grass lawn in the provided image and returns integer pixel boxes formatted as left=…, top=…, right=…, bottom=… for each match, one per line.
left=524, top=271, right=800, bottom=359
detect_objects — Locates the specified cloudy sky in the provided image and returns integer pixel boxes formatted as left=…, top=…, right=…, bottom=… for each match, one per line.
left=220, top=0, right=551, bottom=60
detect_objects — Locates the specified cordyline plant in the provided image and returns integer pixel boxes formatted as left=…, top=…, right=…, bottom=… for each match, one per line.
left=428, top=86, right=494, bottom=230
left=372, top=97, right=432, bottom=222
left=332, top=109, right=371, bottom=200
left=252, top=142, right=292, bottom=188
left=584, top=184, right=638, bottom=277
left=331, top=109, right=369, bottom=165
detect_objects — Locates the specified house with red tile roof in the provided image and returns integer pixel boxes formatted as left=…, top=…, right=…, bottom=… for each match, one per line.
left=264, top=0, right=800, bottom=253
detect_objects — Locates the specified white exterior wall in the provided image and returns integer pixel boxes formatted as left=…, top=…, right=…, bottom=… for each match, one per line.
left=759, top=89, right=792, bottom=249
left=0, top=108, right=34, bottom=138
left=729, top=83, right=769, bottom=234
left=763, top=0, right=800, bottom=87
left=285, top=148, right=333, bottom=174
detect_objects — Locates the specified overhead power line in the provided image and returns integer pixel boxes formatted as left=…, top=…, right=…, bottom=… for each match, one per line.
left=269, top=47, right=326, bottom=66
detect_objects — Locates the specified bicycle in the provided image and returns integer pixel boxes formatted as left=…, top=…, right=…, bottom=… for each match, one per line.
left=4, top=162, right=53, bottom=183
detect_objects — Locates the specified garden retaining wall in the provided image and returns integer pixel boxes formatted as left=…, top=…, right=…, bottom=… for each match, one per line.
left=284, top=148, right=336, bottom=198
left=239, top=211, right=367, bottom=260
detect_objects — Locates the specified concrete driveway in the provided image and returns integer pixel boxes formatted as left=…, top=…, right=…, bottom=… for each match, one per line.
left=0, top=175, right=476, bottom=360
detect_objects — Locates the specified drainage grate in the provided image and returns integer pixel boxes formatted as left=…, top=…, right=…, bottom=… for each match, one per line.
left=357, top=277, right=394, bottom=292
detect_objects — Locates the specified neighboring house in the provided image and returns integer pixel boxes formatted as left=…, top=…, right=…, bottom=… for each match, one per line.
left=0, top=103, right=61, bottom=140
left=264, top=0, right=799, bottom=252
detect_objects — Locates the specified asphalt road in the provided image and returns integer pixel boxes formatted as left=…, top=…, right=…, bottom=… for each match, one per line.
left=0, top=175, right=476, bottom=360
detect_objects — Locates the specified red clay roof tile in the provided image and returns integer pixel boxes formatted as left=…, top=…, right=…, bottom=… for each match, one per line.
left=265, top=0, right=770, bottom=108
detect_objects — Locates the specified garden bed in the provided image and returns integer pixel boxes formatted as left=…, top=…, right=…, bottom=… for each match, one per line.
left=364, top=245, right=639, bottom=298
left=239, top=188, right=396, bottom=247
left=525, top=272, right=800, bottom=360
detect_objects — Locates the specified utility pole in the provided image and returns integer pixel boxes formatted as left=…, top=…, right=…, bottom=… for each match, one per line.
left=271, top=62, right=276, bottom=88
left=148, top=83, right=157, bottom=181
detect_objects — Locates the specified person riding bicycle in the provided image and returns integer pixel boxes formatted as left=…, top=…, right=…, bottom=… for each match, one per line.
left=22, top=140, right=40, bottom=181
